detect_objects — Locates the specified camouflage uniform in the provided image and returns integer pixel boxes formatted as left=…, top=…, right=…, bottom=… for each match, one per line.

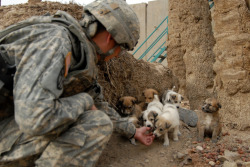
left=0, top=11, right=135, bottom=167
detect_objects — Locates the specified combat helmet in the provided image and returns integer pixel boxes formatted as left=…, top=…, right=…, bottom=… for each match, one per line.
left=83, top=0, right=140, bottom=51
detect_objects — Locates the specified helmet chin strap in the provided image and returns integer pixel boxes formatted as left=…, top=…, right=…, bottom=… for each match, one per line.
left=89, top=39, right=119, bottom=63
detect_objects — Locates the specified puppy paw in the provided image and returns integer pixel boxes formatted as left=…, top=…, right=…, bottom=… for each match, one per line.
left=163, top=142, right=169, bottom=147
left=173, top=138, right=179, bottom=141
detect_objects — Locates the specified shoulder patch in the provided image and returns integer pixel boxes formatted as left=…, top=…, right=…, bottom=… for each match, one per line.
left=64, top=52, right=71, bottom=77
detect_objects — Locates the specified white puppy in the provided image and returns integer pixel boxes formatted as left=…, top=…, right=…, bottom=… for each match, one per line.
left=153, top=103, right=180, bottom=147
left=162, top=86, right=184, bottom=108
left=142, top=95, right=163, bottom=129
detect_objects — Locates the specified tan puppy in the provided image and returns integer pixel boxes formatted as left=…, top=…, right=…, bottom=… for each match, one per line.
left=117, top=96, right=143, bottom=145
left=139, top=88, right=159, bottom=111
left=153, top=103, right=180, bottom=147
left=197, top=98, right=222, bottom=143
left=117, top=96, right=143, bottom=127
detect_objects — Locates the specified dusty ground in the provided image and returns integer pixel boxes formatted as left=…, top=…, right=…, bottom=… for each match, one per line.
left=1, top=2, right=250, bottom=167
left=96, top=101, right=250, bottom=167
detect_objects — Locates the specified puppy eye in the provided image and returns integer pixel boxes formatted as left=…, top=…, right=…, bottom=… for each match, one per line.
left=143, top=120, right=146, bottom=122
left=160, top=128, right=163, bottom=131
left=150, top=119, right=154, bottom=121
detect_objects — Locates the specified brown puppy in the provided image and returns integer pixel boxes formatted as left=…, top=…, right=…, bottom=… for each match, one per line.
left=197, top=98, right=222, bottom=143
left=117, top=96, right=143, bottom=128
left=139, top=88, right=159, bottom=111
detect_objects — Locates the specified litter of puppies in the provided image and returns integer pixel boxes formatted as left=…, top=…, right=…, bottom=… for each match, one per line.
left=116, top=87, right=223, bottom=147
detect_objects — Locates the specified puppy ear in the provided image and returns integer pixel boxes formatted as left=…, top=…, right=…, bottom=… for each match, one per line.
left=172, top=94, right=176, bottom=100
left=153, top=90, right=159, bottom=95
left=143, top=89, right=147, bottom=95
left=152, top=111, right=158, bottom=118
left=131, top=97, right=137, bottom=104
left=167, top=92, right=171, bottom=102
left=119, top=97, right=124, bottom=102
left=165, top=122, right=171, bottom=129
left=217, top=103, right=222, bottom=109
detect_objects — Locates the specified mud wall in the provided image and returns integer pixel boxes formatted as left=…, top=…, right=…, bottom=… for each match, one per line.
left=212, top=0, right=250, bottom=130
left=167, top=0, right=215, bottom=109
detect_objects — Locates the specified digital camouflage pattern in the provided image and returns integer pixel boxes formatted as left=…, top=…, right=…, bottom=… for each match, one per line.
left=0, top=11, right=136, bottom=167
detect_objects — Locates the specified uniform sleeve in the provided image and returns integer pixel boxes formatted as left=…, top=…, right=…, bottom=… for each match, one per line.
left=9, top=24, right=94, bottom=136
left=95, top=101, right=136, bottom=139
left=91, top=84, right=136, bottom=139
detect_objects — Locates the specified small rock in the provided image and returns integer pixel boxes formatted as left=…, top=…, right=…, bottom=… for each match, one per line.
left=145, top=159, right=149, bottom=163
left=218, top=155, right=228, bottom=162
left=196, top=146, right=204, bottom=151
left=177, top=152, right=185, bottom=159
left=209, top=161, right=215, bottom=166
left=222, top=161, right=237, bottom=167
left=232, top=147, right=238, bottom=152
left=183, top=149, right=189, bottom=155
left=224, top=150, right=241, bottom=161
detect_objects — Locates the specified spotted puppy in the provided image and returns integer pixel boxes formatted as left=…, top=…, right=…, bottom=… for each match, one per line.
left=142, top=94, right=163, bottom=129
left=162, top=86, right=184, bottom=108
left=153, top=102, right=180, bottom=147
left=197, top=98, right=222, bottom=143
left=139, top=88, right=159, bottom=111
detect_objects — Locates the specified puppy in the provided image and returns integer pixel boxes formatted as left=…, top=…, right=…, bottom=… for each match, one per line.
left=197, top=98, right=222, bottom=143
left=139, top=88, right=159, bottom=111
left=153, top=103, right=180, bottom=147
left=162, top=86, right=184, bottom=108
left=142, top=94, right=163, bottom=129
left=117, top=96, right=143, bottom=127
left=117, top=96, right=143, bottom=145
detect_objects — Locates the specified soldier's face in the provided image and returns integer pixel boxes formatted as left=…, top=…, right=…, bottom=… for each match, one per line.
left=93, top=30, right=122, bottom=62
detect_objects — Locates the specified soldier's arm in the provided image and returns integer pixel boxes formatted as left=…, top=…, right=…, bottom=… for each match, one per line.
left=95, top=101, right=136, bottom=139
left=11, top=25, right=93, bottom=136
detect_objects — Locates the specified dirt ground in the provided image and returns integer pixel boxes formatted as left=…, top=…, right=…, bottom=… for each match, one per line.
left=96, top=100, right=250, bottom=167
left=1, top=2, right=250, bottom=167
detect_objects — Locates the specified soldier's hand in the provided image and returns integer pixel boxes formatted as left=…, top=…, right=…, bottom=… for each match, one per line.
left=134, top=127, right=155, bottom=146
left=91, top=105, right=98, bottom=110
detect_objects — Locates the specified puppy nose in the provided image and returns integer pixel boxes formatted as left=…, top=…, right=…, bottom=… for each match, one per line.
left=177, top=106, right=179, bottom=108
left=202, top=107, right=205, bottom=110
left=147, top=125, right=151, bottom=128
